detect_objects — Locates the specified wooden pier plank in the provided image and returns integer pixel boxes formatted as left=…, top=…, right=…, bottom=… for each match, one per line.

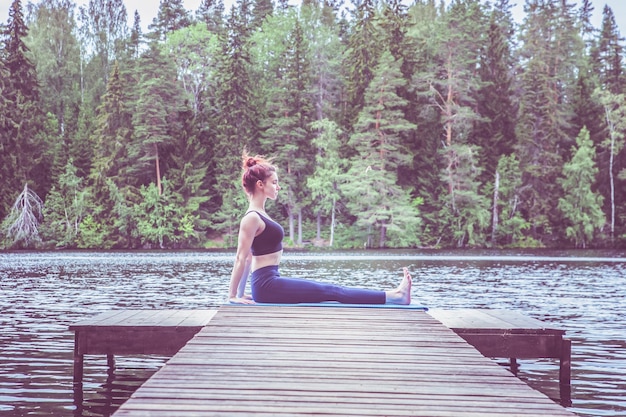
left=112, top=306, right=575, bottom=417
left=428, top=308, right=571, bottom=406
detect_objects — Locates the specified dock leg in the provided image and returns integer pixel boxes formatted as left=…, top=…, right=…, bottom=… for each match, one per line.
left=73, top=332, right=84, bottom=386
left=559, top=339, right=572, bottom=407
left=107, top=354, right=116, bottom=376
left=73, top=332, right=84, bottom=415
left=510, top=358, right=519, bottom=375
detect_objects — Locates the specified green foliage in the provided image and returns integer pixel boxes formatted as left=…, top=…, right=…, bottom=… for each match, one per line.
left=492, top=154, right=529, bottom=247
left=308, top=119, right=343, bottom=246
left=2, top=0, right=626, bottom=250
left=40, top=159, right=87, bottom=248
left=558, top=127, right=606, bottom=248
left=341, top=49, right=419, bottom=248
left=133, top=180, right=182, bottom=248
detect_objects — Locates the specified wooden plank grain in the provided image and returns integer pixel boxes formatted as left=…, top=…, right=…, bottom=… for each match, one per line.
left=112, top=306, right=576, bottom=417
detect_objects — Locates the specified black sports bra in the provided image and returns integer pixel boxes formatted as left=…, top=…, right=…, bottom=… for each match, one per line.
left=246, top=211, right=284, bottom=256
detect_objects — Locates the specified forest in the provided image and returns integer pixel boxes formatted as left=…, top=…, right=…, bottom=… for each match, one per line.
left=1, top=0, right=625, bottom=250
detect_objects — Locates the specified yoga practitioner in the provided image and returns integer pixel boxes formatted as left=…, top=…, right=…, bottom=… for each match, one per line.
left=228, top=151, right=412, bottom=305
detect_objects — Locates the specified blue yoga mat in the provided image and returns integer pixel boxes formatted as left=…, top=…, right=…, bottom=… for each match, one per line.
left=228, top=302, right=428, bottom=311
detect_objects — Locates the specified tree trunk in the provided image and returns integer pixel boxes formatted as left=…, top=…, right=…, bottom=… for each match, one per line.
left=330, top=198, right=336, bottom=247
left=297, top=207, right=302, bottom=246
left=492, top=170, right=500, bottom=243
left=316, top=210, right=321, bottom=240
left=155, top=143, right=162, bottom=196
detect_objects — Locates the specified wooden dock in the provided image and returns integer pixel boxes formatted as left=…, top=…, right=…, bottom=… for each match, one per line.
left=105, top=306, right=576, bottom=417
left=70, top=309, right=218, bottom=385
left=428, top=308, right=571, bottom=406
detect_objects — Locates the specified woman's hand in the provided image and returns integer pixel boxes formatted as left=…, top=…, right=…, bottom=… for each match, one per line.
left=229, top=296, right=256, bottom=305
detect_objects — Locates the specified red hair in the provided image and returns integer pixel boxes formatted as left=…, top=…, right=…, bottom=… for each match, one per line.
left=241, top=150, right=276, bottom=195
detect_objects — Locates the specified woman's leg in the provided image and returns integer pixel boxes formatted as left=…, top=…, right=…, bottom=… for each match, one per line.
left=250, top=266, right=410, bottom=305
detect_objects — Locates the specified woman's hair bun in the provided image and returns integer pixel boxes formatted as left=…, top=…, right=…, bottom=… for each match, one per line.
left=245, top=157, right=257, bottom=168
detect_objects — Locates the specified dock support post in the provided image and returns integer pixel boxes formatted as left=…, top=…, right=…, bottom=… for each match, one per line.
left=73, top=331, right=83, bottom=386
left=107, top=354, right=116, bottom=376
left=559, top=338, right=572, bottom=406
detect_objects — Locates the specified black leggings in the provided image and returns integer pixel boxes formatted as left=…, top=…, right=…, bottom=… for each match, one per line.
left=250, top=265, right=386, bottom=304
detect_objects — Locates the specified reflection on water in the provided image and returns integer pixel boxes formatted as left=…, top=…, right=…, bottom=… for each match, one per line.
left=1, top=250, right=625, bottom=417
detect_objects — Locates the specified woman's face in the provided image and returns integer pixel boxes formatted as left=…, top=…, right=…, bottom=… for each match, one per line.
left=261, top=172, right=280, bottom=200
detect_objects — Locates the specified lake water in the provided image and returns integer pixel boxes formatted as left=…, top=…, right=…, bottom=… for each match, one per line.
left=1, top=250, right=625, bottom=417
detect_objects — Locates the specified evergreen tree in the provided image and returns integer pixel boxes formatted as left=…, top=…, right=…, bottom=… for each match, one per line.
left=167, top=103, right=212, bottom=246
left=149, top=0, right=192, bottom=41
left=516, top=0, right=584, bottom=243
left=133, top=180, right=183, bottom=248
left=128, top=10, right=143, bottom=59
left=343, top=0, right=380, bottom=127
left=88, top=62, right=136, bottom=248
left=196, top=0, right=226, bottom=35
left=558, top=127, right=605, bottom=248
left=132, top=42, right=184, bottom=193
left=341, top=50, right=419, bottom=248
left=492, top=154, right=529, bottom=246
left=261, top=18, right=313, bottom=244
left=40, top=158, right=87, bottom=248
left=416, top=0, right=488, bottom=246
left=404, top=0, right=445, bottom=246
left=308, top=119, right=343, bottom=246
left=473, top=9, right=517, bottom=186
left=212, top=3, right=259, bottom=235
left=593, top=5, right=625, bottom=94
left=438, top=143, right=491, bottom=247
left=0, top=0, right=43, bottom=220
left=251, top=0, right=273, bottom=28
left=300, top=3, right=344, bottom=123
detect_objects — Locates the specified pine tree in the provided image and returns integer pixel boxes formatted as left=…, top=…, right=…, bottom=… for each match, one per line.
left=251, top=0, right=273, bottom=28
left=404, top=0, right=445, bottom=246
left=418, top=0, right=488, bottom=247
left=88, top=62, right=136, bottom=248
left=558, top=127, right=605, bottom=248
left=0, top=0, right=43, bottom=221
left=261, top=18, right=313, bottom=244
left=212, top=3, right=259, bottom=234
left=473, top=9, right=517, bottom=186
left=300, top=0, right=344, bottom=123
left=40, top=158, right=87, bottom=248
left=128, top=10, right=143, bottom=59
left=492, top=154, right=529, bottom=246
left=341, top=50, right=419, bottom=248
left=308, top=119, right=343, bottom=246
left=167, top=103, right=212, bottom=246
left=516, top=0, right=584, bottom=243
left=196, top=0, right=225, bottom=35
left=593, top=5, right=625, bottom=94
left=132, top=42, right=184, bottom=193
left=149, top=0, right=192, bottom=41
left=343, top=0, right=380, bottom=127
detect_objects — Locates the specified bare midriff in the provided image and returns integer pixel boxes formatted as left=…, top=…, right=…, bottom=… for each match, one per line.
left=251, top=250, right=282, bottom=272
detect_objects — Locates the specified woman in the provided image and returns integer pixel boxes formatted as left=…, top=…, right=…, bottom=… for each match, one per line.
left=228, top=151, right=412, bottom=305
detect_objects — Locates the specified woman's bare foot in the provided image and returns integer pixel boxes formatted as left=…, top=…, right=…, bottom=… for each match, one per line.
left=385, top=267, right=412, bottom=305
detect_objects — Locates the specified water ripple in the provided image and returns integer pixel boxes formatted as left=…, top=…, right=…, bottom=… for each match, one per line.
left=1, top=250, right=624, bottom=416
